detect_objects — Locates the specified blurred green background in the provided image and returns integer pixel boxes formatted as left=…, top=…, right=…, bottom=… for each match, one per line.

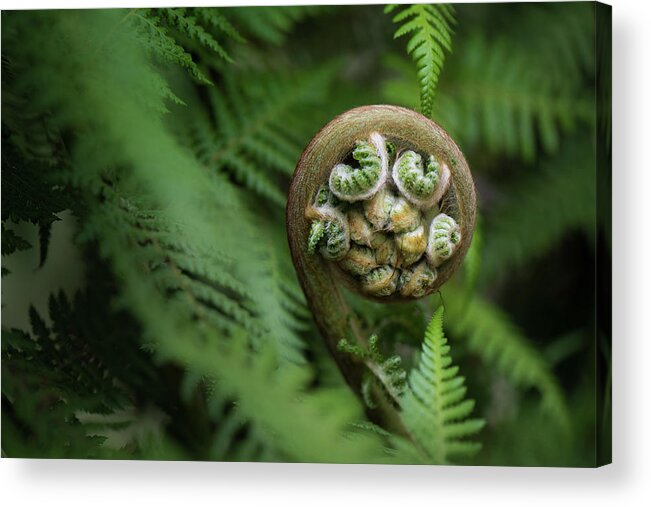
left=2, top=3, right=610, bottom=466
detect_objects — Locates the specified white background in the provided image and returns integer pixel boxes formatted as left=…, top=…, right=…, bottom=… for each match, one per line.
left=1, top=0, right=650, bottom=505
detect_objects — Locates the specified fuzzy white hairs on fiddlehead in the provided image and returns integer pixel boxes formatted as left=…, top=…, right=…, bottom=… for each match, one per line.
left=329, top=132, right=389, bottom=202
left=306, top=186, right=350, bottom=261
left=392, top=150, right=451, bottom=209
left=426, top=213, right=461, bottom=268
left=306, top=133, right=460, bottom=298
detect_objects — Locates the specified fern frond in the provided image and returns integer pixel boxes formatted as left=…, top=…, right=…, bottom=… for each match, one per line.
left=195, top=8, right=245, bottom=44
left=5, top=9, right=309, bottom=364
left=385, top=3, right=455, bottom=118
left=1, top=225, right=31, bottom=259
left=225, top=6, right=330, bottom=45
left=185, top=336, right=395, bottom=463
left=446, top=34, right=593, bottom=160
left=129, top=7, right=243, bottom=84
left=400, top=307, right=484, bottom=464
left=158, top=8, right=234, bottom=63
left=338, top=334, right=408, bottom=407
left=75, top=405, right=169, bottom=452
left=382, top=27, right=594, bottom=162
left=128, top=10, right=210, bottom=85
left=482, top=141, right=596, bottom=280
left=508, top=3, right=595, bottom=90
left=177, top=63, right=342, bottom=207
left=2, top=10, right=398, bottom=463
left=442, top=286, right=571, bottom=431
left=1, top=137, right=70, bottom=268
left=241, top=209, right=310, bottom=363
left=1, top=286, right=159, bottom=458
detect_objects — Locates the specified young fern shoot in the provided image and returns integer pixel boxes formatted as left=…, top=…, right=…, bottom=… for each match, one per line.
left=287, top=105, right=476, bottom=438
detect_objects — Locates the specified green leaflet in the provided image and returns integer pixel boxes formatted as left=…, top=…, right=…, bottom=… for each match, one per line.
left=442, top=285, right=572, bottom=432
left=400, top=307, right=484, bottom=464
left=176, top=63, right=344, bottom=208
left=385, top=4, right=455, bottom=118
left=129, top=7, right=242, bottom=84
left=381, top=2, right=595, bottom=162
left=482, top=141, right=596, bottom=281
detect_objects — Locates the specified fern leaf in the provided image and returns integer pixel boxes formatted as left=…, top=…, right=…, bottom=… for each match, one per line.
left=400, top=307, right=484, bottom=464
left=382, top=19, right=594, bottom=162
left=338, top=334, right=408, bottom=407
left=483, top=141, right=596, bottom=280
left=159, top=8, right=233, bottom=63
left=130, top=7, right=244, bottom=84
left=176, top=63, right=343, bottom=207
left=195, top=8, right=245, bottom=43
left=1, top=139, right=70, bottom=269
left=447, top=34, right=593, bottom=160
left=2, top=225, right=31, bottom=258
left=2, top=288, right=155, bottom=458
left=508, top=3, right=595, bottom=90
left=75, top=405, right=169, bottom=452
left=442, top=285, right=571, bottom=431
left=129, top=9, right=212, bottom=85
left=385, top=4, right=455, bottom=118
left=225, top=6, right=329, bottom=45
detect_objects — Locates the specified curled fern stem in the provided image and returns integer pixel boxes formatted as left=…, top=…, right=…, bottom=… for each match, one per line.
left=287, top=105, right=475, bottom=435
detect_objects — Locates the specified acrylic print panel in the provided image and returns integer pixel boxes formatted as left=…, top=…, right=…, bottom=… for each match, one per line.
left=1, top=2, right=611, bottom=467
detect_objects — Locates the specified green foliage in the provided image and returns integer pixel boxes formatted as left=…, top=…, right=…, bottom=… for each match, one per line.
left=482, top=140, right=596, bottom=281
left=400, top=307, right=484, bottom=464
left=226, top=5, right=330, bottom=45
left=383, top=3, right=595, bottom=162
left=1, top=136, right=70, bottom=268
left=2, top=288, right=162, bottom=458
left=177, top=63, right=343, bottom=207
left=442, top=286, right=571, bottom=432
left=129, top=8, right=243, bottom=84
left=338, top=335, right=407, bottom=408
left=1, top=8, right=390, bottom=463
left=193, top=334, right=395, bottom=463
left=385, top=4, right=455, bottom=118
left=462, top=212, right=483, bottom=291
left=2, top=4, right=603, bottom=466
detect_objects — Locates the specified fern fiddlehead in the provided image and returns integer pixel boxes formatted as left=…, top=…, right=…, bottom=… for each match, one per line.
left=287, top=105, right=476, bottom=435
left=392, top=150, right=451, bottom=209
left=329, top=132, right=389, bottom=202
left=427, top=213, right=462, bottom=267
